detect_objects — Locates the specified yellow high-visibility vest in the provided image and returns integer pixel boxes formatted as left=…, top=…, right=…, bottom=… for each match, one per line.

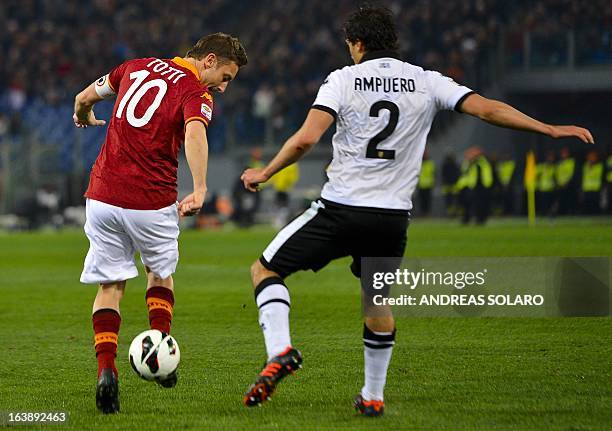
left=496, top=160, right=515, bottom=187
left=454, top=168, right=468, bottom=191
left=456, top=160, right=475, bottom=191
left=418, top=160, right=435, bottom=189
left=456, top=157, right=493, bottom=190
left=536, top=162, right=555, bottom=192
left=555, top=158, right=575, bottom=187
left=582, top=162, right=603, bottom=192
left=272, top=163, right=300, bottom=192
left=476, top=156, right=493, bottom=188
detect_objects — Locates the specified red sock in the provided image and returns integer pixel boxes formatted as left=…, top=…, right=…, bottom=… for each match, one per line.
left=92, top=309, right=121, bottom=378
left=146, top=286, right=174, bottom=333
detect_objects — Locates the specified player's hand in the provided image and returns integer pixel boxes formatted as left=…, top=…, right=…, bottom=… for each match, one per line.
left=241, top=168, right=268, bottom=192
left=548, top=125, right=594, bottom=144
left=73, top=110, right=106, bottom=128
left=178, top=190, right=206, bottom=217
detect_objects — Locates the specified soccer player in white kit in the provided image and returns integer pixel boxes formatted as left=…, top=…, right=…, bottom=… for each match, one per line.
left=241, top=6, right=594, bottom=416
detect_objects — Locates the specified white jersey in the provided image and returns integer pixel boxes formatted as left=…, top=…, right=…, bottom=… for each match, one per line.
left=312, top=50, right=473, bottom=211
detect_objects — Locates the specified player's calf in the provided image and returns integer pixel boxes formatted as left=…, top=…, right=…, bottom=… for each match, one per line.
left=92, top=308, right=121, bottom=379
left=146, top=286, right=174, bottom=334
left=92, top=308, right=121, bottom=413
left=244, top=274, right=298, bottom=406
left=253, top=276, right=292, bottom=360
left=145, top=285, right=177, bottom=388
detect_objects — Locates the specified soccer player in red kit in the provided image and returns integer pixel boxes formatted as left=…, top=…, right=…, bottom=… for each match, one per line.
left=72, top=33, right=247, bottom=414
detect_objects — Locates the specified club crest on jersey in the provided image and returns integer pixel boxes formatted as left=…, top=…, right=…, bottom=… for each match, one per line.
left=201, top=103, right=212, bottom=121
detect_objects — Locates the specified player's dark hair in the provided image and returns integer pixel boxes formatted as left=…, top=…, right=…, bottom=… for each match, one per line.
left=186, top=32, right=248, bottom=67
left=343, top=4, right=399, bottom=52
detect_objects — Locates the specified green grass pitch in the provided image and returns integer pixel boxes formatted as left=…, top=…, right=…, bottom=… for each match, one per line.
left=1, top=218, right=611, bottom=430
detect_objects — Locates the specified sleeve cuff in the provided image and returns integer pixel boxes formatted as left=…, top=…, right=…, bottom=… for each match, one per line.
left=184, top=117, right=209, bottom=130
left=454, top=91, right=476, bottom=113
left=311, top=104, right=337, bottom=121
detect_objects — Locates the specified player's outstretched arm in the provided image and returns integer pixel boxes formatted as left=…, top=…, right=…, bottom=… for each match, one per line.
left=73, top=83, right=107, bottom=128
left=459, top=93, right=594, bottom=144
left=179, top=120, right=208, bottom=217
left=241, top=109, right=334, bottom=192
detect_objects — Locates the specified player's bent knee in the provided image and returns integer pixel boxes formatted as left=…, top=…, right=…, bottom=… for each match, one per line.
left=99, top=281, right=126, bottom=294
left=250, top=260, right=279, bottom=288
left=93, top=281, right=126, bottom=313
left=146, top=272, right=174, bottom=290
left=365, top=316, right=395, bottom=333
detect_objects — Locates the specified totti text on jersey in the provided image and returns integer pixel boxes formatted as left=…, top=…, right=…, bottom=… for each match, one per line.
left=146, top=58, right=188, bottom=84
left=354, top=77, right=416, bottom=93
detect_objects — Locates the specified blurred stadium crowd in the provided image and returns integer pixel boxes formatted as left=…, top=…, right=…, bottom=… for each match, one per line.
left=0, top=0, right=611, bottom=226
left=2, top=0, right=611, bottom=149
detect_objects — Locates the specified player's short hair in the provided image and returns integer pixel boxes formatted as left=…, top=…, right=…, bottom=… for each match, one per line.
left=186, top=32, right=248, bottom=67
left=343, top=4, right=399, bottom=52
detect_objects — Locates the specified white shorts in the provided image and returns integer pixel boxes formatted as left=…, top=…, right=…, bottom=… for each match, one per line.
left=80, top=199, right=180, bottom=284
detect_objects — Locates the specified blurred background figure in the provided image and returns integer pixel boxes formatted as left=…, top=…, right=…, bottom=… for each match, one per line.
left=555, top=147, right=577, bottom=215
left=15, top=184, right=61, bottom=229
left=441, top=152, right=460, bottom=216
left=271, top=163, right=299, bottom=229
left=457, top=147, right=493, bottom=225
left=232, top=148, right=264, bottom=228
left=417, top=149, right=435, bottom=216
left=581, top=150, right=604, bottom=215
left=196, top=192, right=235, bottom=230
left=495, top=153, right=516, bottom=216
left=535, top=150, right=556, bottom=217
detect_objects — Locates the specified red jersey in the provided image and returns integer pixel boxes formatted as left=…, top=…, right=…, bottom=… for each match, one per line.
left=85, top=57, right=213, bottom=210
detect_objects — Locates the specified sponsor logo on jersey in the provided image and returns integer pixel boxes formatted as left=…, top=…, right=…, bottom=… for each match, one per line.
left=201, top=103, right=213, bottom=121
left=201, top=92, right=213, bottom=102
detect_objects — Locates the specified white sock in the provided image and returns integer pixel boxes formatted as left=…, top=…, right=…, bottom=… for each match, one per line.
left=255, top=280, right=291, bottom=360
left=361, top=326, right=395, bottom=401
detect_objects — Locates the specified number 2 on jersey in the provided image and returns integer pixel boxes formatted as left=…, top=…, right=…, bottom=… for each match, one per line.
left=116, top=70, right=167, bottom=127
left=366, top=101, right=399, bottom=160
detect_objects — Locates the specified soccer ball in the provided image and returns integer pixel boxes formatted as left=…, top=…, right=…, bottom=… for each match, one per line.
left=128, top=329, right=180, bottom=381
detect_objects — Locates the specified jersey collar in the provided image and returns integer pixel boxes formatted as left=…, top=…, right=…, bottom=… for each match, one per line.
left=360, top=50, right=401, bottom=63
left=172, top=57, right=200, bottom=81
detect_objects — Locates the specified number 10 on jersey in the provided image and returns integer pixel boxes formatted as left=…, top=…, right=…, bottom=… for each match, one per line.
left=116, top=70, right=168, bottom=128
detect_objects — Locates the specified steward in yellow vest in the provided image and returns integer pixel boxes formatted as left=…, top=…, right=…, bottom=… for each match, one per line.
left=555, top=147, right=576, bottom=215
left=457, top=147, right=492, bottom=225
left=441, top=153, right=460, bottom=216
left=582, top=150, right=603, bottom=214
left=417, top=153, right=435, bottom=215
left=497, top=160, right=515, bottom=187
left=272, top=163, right=300, bottom=228
left=535, top=151, right=556, bottom=216
left=496, top=157, right=516, bottom=215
